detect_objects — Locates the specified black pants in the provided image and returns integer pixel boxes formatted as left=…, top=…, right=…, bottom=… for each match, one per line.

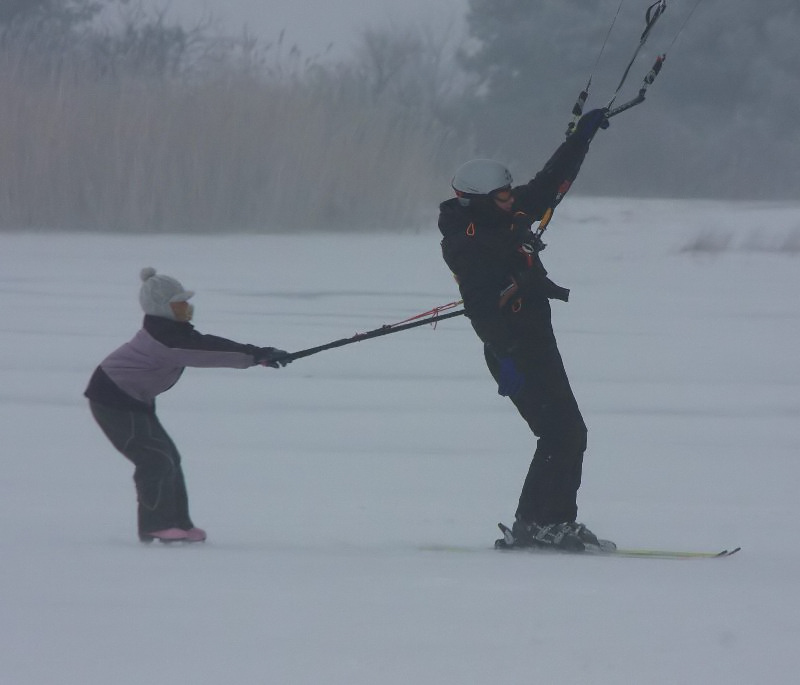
left=485, top=340, right=587, bottom=524
left=89, top=401, right=194, bottom=534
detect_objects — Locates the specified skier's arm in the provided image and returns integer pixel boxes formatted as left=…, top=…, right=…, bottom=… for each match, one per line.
left=514, top=108, right=609, bottom=217
left=513, top=136, right=589, bottom=218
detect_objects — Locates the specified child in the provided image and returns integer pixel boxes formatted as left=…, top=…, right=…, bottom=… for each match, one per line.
left=85, top=267, right=291, bottom=543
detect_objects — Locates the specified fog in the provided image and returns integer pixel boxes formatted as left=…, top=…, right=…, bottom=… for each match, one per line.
left=144, top=0, right=469, bottom=59
left=1, top=0, right=797, bottom=233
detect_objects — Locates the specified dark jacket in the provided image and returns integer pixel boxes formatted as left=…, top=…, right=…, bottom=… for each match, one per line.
left=85, top=315, right=263, bottom=413
left=438, top=136, right=590, bottom=355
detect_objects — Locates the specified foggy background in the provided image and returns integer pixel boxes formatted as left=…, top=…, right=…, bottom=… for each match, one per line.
left=1, top=0, right=797, bottom=233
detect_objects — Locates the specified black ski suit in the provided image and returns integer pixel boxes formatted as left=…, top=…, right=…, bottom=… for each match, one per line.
left=439, top=135, right=591, bottom=525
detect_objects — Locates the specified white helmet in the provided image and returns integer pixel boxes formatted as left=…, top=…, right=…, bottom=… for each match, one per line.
left=451, top=159, right=513, bottom=196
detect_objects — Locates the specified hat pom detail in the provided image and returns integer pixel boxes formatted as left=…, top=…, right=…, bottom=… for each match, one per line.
left=140, top=267, right=157, bottom=282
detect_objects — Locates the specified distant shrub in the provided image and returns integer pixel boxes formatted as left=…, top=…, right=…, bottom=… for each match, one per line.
left=679, top=232, right=733, bottom=254
left=681, top=226, right=800, bottom=256
left=0, top=5, right=470, bottom=232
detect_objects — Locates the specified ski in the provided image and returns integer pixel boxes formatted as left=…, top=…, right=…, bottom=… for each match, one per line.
left=418, top=543, right=740, bottom=559
left=600, top=547, right=741, bottom=559
left=493, top=523, right=740, bottom=559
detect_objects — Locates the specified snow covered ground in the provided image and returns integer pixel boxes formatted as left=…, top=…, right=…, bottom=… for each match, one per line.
left=2, top=196, right=800, bottom=684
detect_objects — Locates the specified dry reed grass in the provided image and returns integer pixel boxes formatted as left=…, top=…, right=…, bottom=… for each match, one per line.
left=0, top=49, right=466, bottom=232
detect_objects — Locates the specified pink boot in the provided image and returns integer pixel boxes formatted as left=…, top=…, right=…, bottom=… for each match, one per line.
left=184, top=527, right=207, bottom=542
left=139, top=528, right=189, bottom=543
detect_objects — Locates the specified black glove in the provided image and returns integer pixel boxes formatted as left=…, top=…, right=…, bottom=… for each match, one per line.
left=521, top=235, right=546, bottom=254
left=572, top=108, right=609, bottom=143
left=255, top=347, right=291, bottom=368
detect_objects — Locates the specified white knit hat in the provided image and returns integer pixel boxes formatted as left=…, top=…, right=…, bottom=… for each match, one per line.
left=138, top=267, right=194, bottom=319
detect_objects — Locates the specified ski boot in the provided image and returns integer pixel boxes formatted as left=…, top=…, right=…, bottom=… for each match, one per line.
left=495, top=519, right=615, bottom=553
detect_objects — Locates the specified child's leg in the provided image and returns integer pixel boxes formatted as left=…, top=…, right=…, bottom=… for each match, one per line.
left=157, top=427, right=194, bottom=530
left=89, top=401, right=192, bottom=534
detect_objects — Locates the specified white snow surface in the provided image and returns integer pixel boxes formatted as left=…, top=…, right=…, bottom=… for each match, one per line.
left=2, top=197, right=800, bottom=684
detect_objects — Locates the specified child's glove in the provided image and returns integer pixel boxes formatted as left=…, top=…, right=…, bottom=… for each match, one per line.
left=255, top=347, right=291, bottom=368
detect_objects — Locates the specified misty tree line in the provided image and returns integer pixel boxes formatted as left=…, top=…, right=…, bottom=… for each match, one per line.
left=1, top=0, right=796, bottom=233
left=462, top=0, right=800, bottom=201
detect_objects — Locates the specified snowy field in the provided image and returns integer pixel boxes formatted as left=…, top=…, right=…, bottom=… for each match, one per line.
left=2, top=196, right=800, bottom=684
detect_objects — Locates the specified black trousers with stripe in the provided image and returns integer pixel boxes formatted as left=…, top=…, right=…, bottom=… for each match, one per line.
left=484, top=337, right=587, bottom=525
left=89, top=401, right=194, bottom=534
